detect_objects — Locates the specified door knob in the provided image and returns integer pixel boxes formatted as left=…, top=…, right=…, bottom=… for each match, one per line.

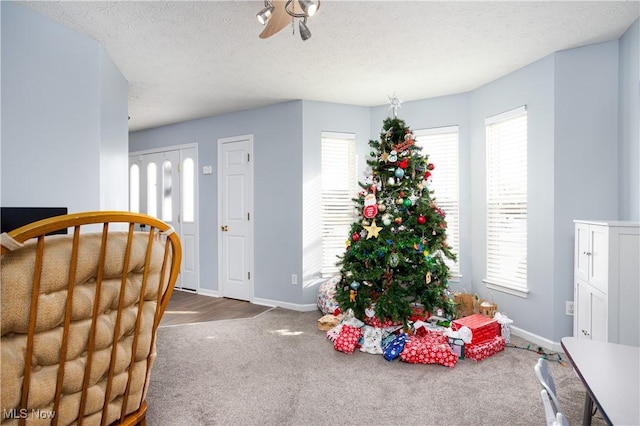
left=220, top=225, right=228, bottom=231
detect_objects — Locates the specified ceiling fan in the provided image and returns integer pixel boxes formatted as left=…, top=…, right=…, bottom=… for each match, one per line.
left=257, top=0, right=321, bottom=41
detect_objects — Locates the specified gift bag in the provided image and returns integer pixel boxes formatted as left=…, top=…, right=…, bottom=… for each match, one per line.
left=454, top=291, right=477, bottom=318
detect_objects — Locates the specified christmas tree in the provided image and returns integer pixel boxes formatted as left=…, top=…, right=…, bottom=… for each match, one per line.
left=335, top=114, right=457, bottom=326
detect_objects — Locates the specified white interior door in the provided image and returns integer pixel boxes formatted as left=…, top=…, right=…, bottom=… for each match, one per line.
left=218, top=135, right=253, bottom=301
left=129, top=145, right=199, bottom=292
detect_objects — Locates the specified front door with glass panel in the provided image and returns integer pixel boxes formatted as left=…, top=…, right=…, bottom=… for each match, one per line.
left=129, top=147, right=198, bottom=291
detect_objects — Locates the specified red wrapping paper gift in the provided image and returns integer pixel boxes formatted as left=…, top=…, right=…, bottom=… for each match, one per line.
left=452, top=313, right=500, bottom=345
left=400, top=333, right=458, bottom=368
left=334, top=324, right=363, bottom=354
left=465, top=335, right=505, bottom=361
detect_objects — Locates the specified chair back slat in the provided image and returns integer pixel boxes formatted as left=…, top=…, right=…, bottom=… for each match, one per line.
left=52, top=226, right=82, bottom=426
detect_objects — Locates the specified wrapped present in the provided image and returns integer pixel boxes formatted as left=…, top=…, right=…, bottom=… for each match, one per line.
left=334, top=324, right=363, bottom=354
left=409, top=303, right=430, bottom=322
left=382, top=333, right=408, bottom=361
left=317, top=275, right=341, bottom=315
left=326, top=324, right=342, bottom=342
left=400, top=333, right=458, bottom=368
left=318, top=313, right=343, bottom=331
left=464, top=335, right=505, bottom=361
left=452, top=314, right=500, bottom=345
left=359, top=325, right=383, bottom=354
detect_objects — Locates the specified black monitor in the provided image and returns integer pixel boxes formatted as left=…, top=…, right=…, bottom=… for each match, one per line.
left=1, top=207, right=68, bottom=235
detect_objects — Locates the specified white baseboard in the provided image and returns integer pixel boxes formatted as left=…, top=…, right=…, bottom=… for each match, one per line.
left=196, top=288, right=219, bottom=298
left=511, top=325, right=564, bottom=353
left=253, top=297, right=318, bottom=312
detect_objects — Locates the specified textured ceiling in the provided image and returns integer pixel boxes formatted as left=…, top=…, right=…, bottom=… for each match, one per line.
left=20, top=1, right=640, bottom=132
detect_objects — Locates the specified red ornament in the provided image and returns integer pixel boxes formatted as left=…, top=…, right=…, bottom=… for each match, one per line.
left=399, top=191, right=405, bottom=198
left=427, top=163, right=435, bottom=170
left=417, top=215, right=426, bottom=224
left=352, top=232, right=360, bottom=242
left=394, top=217, right=402, bottom=224
left=424, top=171, right=432, bottom=179
left=399, top=159, right=409, bottom=169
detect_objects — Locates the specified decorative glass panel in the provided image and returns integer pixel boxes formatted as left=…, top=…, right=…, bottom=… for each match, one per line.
left=162, top=161, right=172, bottom=221
left=183, top=158, right=195, bottom=222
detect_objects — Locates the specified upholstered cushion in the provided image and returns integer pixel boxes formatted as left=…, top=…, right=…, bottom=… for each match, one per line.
left=1, top=231, right=170, bottom=425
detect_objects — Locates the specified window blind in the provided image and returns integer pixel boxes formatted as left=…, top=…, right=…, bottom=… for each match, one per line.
left=485, top=106, right=528, bottom=294
left=415, top=126, right=460, bottom=278
left=321, top=133, right=357, bottom=276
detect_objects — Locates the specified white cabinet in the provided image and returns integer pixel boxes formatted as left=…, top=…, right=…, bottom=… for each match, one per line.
left=573, top=220, right=640, bottom=346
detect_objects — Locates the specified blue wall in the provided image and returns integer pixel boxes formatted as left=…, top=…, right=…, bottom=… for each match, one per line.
left=0, top=2, right=128, bottom=212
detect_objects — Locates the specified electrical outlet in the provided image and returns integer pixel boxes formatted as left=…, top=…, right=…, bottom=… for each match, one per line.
left=291, top=274, right=298, bottom=285
left=566, top=301, right=574, bottom=316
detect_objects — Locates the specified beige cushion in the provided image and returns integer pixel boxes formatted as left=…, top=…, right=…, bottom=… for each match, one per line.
left=1, top=232, right=170, bottom=425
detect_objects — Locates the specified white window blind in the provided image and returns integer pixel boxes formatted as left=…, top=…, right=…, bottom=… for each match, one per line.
left=484, top=106, right=528, bottom=297
left=415, top=126, right=460, bottom=278
left=321, top=132, right=357, bottom=277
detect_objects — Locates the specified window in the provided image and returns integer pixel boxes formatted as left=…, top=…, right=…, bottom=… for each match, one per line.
left=130, top=164, right=139, bottom=213
left=484, top=106, right=528, bottom=297
left=321, top=132, right=357, bottom=277
left=414, top=126, right=460, bottom=278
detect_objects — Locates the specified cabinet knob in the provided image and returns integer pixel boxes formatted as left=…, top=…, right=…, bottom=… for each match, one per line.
left=581, top=329, right=590, bottom=336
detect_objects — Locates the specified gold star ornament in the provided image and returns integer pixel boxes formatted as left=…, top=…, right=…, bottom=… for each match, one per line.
left=364, top=219, right=383, bottom=239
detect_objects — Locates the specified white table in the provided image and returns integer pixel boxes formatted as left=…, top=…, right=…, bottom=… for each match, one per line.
left=561, top=337, right=640, bottom=426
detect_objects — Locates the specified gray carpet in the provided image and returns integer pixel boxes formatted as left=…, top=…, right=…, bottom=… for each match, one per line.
left=146, top=308, right=606, bottom=426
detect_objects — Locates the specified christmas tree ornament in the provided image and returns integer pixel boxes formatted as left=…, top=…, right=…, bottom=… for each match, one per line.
left=426, top=271, right=432, bottom=284
left=387, top=176, right=395, bottom=185
left=351, top=232, right=360, bottom=242
left=427, top=163, right=435, bottom=170
left=417, top=215, right=426, bottom=224
left=388, top=151, right=398, bottom=162
left=395, top=168, right=405, bottom=178
left=378, top=203, right=386, bottom=212
left=399, top=191, right=405, bottom=198
left=350, top=281, right=361, bottom=290
left=389, top=253, right=400, bottom=267
left=382, top=215, right=392, bottom=226
left=394, top=217, right=402, bottom=224
left=381, top=151, right=390, bottom=162
left=403, top=198, right=412, bottom=207
left=363, top=219, right=383, bottom=239
left=362, top=220, right=370, bottom=226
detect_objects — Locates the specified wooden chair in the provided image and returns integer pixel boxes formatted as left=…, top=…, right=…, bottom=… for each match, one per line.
left=1, top=211, right=182, bottom=425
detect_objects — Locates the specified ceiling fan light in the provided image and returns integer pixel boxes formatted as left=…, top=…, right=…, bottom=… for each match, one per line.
left=298, top=0, right=319, bottom=17
left=299, top=19, right=311, bottom=41
left=257, top=5, right=274, bottom=25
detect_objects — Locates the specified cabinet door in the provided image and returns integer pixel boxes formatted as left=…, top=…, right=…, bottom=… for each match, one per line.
left=589, top=225, right=609, bottom=293
left=575, top=223, right=590, bottom=283
left=575, top=280, right=592, bottom=339
left=590, top=290, right=607, bottom=342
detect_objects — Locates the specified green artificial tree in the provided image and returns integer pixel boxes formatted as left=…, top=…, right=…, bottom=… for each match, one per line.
left=335, top=116, right=457, bottom=326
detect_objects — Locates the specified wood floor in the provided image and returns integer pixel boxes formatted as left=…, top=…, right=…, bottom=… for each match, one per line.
left=160, top=290, right=273, bottom=326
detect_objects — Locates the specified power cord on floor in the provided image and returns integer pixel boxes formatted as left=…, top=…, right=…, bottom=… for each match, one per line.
left=506, top=343, right=566, bottom=366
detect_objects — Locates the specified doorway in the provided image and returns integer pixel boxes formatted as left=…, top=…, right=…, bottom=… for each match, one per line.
left=218, top=135, right=254, bottom=301
left=129, top=144, right=199, bottom=292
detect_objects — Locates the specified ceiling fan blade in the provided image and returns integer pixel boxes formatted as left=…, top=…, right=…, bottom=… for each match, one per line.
left=259, top=0, right=299, bottom=39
